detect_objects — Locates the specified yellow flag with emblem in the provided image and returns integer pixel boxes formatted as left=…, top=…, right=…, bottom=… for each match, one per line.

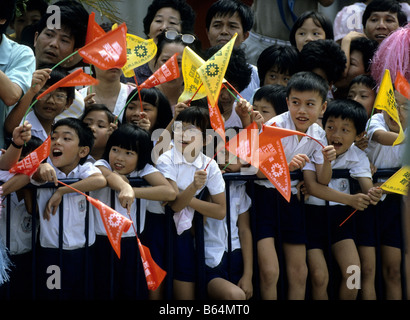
left=380, top=166, right=410, bottom=195
left=178, top=47, right=207, bottom=103
left=112, top=23, right=157, bottom=79
left=373, top=69, right=405, bottom=146
left=197, top=34, right=237, bottom=108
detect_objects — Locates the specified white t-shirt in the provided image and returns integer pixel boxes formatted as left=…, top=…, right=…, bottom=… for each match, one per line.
left=91, top=159, right=158, bottom=235
left=257, top=111, right=327, bottom=192
left=31, top=160, right=101, bottom=250
left=204, top=180, right=251, bottom=268
left=304, top=144, right=372, bottom=206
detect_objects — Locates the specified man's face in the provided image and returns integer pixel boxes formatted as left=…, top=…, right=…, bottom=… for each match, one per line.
left=364, top=11, right=400, bottom=44
left=206, top=12, right=247, bottom=47
left=34, top=26, right=75, bottom=67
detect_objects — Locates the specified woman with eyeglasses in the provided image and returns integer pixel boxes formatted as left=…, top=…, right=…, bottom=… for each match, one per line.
left=125, top=0, right=197, bottom=86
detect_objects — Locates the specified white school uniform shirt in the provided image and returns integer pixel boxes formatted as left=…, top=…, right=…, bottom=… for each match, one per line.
left=156, top=148, right=225, bottom=230
left=0, top=171, right=37, bottom=255
left=19, top=111, right=48, bottom=142
left=79, top=83, right=134, bottom=117
left=31, top=160, right=101, bottom=250
left=257, top=111, right=326, bottom=193
left=90, top=159, right=158, bottom=235
left=365, top=113, right=406, bottom=179
left=204, top=180, right=251, bottom=268
left=304, top=144, right=372, bottom=206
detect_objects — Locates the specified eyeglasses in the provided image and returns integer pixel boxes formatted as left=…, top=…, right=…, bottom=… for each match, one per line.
left=38, top=91, right=68, bottom=103
left=172, top=121, right=201, bottom=135
left=165, top=30, right=196, bottom=45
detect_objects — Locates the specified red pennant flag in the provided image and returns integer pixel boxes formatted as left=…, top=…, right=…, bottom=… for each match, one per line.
left=395, top=71, right=410, bottom=99
left=207, top=98, right=225, bottom=144
left=84, top=12, right=106, bottom=64
left=138, top=53, right=180, bottom=89
left=79, top=23, right=127, bottom=70
left=9, top=136, right=51, bottom=176
left=86, top=196, right=132, bottom=258
left=36, top=69, right=99, bottom=100
left=136, top=237, right=167, bottom=291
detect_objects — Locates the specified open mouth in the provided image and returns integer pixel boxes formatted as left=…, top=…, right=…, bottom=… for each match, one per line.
left=113, top=163, right=124, bottom=171
left=52, top=149, right=63, bottom=158
left=44, top=50, right=58, bottom=58
left=374, top=34, right=387, bottom=40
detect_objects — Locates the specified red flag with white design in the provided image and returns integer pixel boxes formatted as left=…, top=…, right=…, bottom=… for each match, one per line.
left=207, top=98, right=225, bottom=144
left=79, top=23, right=127, bottom=70
left=36, top=69, right=99, bottom=100
left=138, top=53, right=180, bottom=89
left=86, top=196, right=132, bottom=258
left=9, top=136, right=51, bottom=176
left=83, top=12, right=106, bottom=64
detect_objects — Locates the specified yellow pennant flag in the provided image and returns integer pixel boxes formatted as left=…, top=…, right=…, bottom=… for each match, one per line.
left=178, top=47, right=207, bottom=103
left=373, top=69, right=405, bottom=146
left=380, top=166, right=410, bottom=195
left=197, top=33, right=237, bottom=108
left=112, top=24, right=157, bottom=78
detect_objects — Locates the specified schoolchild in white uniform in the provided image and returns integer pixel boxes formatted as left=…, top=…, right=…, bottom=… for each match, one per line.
left=303, top=99, right=382, bottom=300
left=253, top=72, right=336, bottom=300
left=31, top=118, right=106, bottom=300
left=204, top=130, right=253, bottom=300
left=156, top=106, right=226, bottom=300
left=90, top=123, right=175, bottom=300
left=362, top=91, right=408, bottom=300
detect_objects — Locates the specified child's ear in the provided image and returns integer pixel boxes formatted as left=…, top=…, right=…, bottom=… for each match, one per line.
left=321, top=100, right=328, bottom=114
left=355, top=131, right=365, bottom=142
left=78, top=146, right=90, bottom=159
left=204, top=134, right=213, bottom=146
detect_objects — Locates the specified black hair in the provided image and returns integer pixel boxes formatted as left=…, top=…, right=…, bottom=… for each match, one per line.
left=349, top=37, right=379, bottom=73
left=35, top=0, right=89, bottom=49
left=289, top=11, right=334, bottom=47
left=143, top=0, right=196, bottom=37
left=322, top=99, right=368, bottom=135
left=205, top=0, right=254, bottom=33
left=21, top=135, right=43, bottom=158
left=286, top=71, right=329, bottom=103
left=362, top=0, right=407, bottom=29
left=348, top=74, right=377, bottom=91
left=52, top=117, right=94, bottom=164
left=121, top=87, right=173, bottom=132
left=175, top=105, right=211, bottom=139
left=299, top=39, right=347, bottom=84
left=203, top=45, right=252, bottom=93
left=102, top=123, right=153, bottom=171
left=80, top=104, right=116, bottom=124
left=257, top=44, right=300, bottom=86
left=13, top=0, right=48, bottom=21
left=253, top=84, right=288, bottom=116
left=0, top=0, right=17, bottom=34
left=38, top=66, right=75, bottom=101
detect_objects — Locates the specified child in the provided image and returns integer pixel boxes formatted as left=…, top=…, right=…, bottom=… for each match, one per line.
left=289, top=11, right=334, bottom=52
left=31, top=118, right=106, bottom=300
left=91, top=123, right=176, bottom=300
left=253, top=71, right=336, bottom=300
left=155, top=106, right=226, bottom=300
left=80, top=104, right=116, bottom=163
left=256, top=45, right=300, bottom=88
left=360, top=89, right=408, bottom=300
left=303, top=99, right=382, bottom=300
left=121, top=87, right=173, bottom=134
left=0, top=136, right=42, bottom=299
left=252, top=85, right=288, bottom=124
left=5, top=67, right=75, bottom=141
left=204, top=127, right=253, bottom=300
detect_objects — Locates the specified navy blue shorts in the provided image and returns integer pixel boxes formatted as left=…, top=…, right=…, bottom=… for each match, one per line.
left=278, top=192, right=306, bottom=244
left=377, top=194, right=403, bottom=249
left=205, top=249, right=243, bottom=285
left=173, top=228, right=196, bottom=282
left=253, top=184, right=278, bottom=242
left=355, top=205, right=377, bottom=247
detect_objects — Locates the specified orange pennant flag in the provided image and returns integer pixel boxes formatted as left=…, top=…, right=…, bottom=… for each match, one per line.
left=395, top=71, right=410, bottom=99
left=136, top=237, right=167, bottom=291
left=138, top=53, right=180, bottom=89
left=36, top=69, right=99, bottom=100
left=9, top=135, right=51, bottom=176
left=79, top=23, right=127, bottom=70
left=84, top=12, right=106, bottom=64
left=207, top=98, right=225, bottom=144
left=86, top=196, right=132, bottom=258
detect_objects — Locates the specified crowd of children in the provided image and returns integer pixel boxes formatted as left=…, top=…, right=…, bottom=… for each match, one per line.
left=0, top=0, right=409, bottom=301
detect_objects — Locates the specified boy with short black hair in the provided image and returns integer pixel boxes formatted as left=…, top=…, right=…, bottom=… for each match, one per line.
left=303, top=99, right=382, bottom=300
left=31, top=117, right=106, bottom=299
left=253, top=71, right=336, bottom=299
